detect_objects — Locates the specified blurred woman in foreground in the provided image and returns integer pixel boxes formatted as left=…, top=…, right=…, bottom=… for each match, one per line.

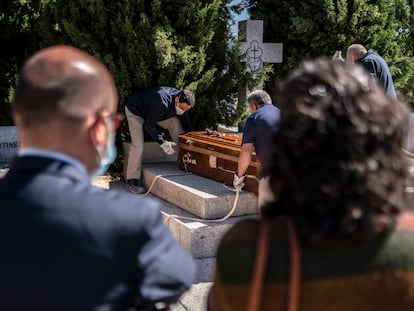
left=209, top=59, right=414, bottom=311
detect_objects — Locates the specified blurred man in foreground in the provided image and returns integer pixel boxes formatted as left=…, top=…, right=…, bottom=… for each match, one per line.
left=0, top=45, right=195, bottom=311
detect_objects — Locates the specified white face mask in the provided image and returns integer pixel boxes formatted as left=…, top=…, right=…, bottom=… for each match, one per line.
left=92, top=132, right=117, bottom=177
left=175, top=105, right=185, bottom=115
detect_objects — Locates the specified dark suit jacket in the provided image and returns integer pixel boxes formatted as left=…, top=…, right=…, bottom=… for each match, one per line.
left=126, top=87, right=192, bottom=144
left=0, top=156, right=196, bottom=311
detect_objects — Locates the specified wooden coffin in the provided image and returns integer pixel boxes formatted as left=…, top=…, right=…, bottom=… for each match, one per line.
left=178, top=130, right=260, bottom=194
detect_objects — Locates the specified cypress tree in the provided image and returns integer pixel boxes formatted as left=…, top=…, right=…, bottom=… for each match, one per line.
left=33, top=0, right=252, bottom=130
left=0, top=0, right=42, bottom=125
left=246, top=0, right=413, bottom=104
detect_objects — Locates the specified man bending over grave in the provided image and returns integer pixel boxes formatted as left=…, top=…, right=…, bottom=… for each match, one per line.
left=125, top=87, right=195, bottom=194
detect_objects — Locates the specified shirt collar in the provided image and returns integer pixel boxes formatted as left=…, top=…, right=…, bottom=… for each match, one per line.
left=18, top=148, right=87, bottom=175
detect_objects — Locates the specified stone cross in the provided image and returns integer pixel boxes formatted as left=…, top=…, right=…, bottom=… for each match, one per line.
left=238, top=20, right=283, bottom=107
left=239, top=20, right=283, bottom=74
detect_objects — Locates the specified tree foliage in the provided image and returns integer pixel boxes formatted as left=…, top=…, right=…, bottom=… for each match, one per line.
left=244, top=0, right=414, bottom=105
left=31, top=0, right=252, bottom=130
left=0, top=0, right=42, bottom=125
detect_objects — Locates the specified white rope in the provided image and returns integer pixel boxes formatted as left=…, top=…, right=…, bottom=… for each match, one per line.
left=142, top=172, right=193, bottom=196
left=218, top=166, right=260, bottom=183
left=163, top=186, right=242, bottom=225
left=141, top=171, right=245, bottom=224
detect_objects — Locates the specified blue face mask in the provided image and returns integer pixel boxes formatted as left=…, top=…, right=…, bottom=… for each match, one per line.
left=92, top=132, right=117, bottom=177
left=175, top=105, right=185, bottom=115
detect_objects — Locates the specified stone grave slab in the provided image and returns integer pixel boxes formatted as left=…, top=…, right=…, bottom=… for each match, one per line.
left=141, top=162, right=258, bottom=220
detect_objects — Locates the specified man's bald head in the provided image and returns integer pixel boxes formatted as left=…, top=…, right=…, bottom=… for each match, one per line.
left=13, top=45, right=117, bottom=129
left=346, top=44, right=368, bottom=63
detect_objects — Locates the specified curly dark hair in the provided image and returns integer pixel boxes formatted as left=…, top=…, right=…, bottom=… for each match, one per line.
left=261, top=58, right=409, bottom=243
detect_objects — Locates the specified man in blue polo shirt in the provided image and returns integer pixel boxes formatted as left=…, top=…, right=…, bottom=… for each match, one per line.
left=346, top=44, right=397, bottom=99
left=125, top=87, right=195, bottom=194
left=233, top=90, right=280, bottom=192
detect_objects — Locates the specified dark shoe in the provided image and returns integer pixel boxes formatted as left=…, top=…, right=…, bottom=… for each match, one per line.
left=126, top=179, right=146, bottom=194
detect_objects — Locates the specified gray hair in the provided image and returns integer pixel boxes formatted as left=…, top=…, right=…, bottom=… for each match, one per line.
left=180, top=90, right=196, bottom=107
left=247, top=90, right=272, bottom=107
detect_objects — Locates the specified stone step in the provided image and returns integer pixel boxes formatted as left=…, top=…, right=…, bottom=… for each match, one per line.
left=141, top=162, right=258, bottom=219
left=108, top=178, right=257, bottom=259
left=159, top=195, right=256, bottom=259
left=122, top=141, right=178, bottom=180
left=140, top=162, right=259, bottom=258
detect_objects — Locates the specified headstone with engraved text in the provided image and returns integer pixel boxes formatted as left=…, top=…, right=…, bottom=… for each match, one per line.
left=0, top=126, right=19, bottom=168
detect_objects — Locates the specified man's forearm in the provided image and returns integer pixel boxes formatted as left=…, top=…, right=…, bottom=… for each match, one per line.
left=237, top=145, right=253, bottom=176
left=144, top=123, right=164, bottom=144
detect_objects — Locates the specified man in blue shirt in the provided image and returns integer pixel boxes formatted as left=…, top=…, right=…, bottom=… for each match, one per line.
left=125, top=87, right=195, bottom=193
left=233, top=90, right=280, bottom=194
left=346, top=44, right=397, bottom=99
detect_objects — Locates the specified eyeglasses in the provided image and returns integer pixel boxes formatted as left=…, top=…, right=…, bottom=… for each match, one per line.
left=102, top=113, right=124, bottom=131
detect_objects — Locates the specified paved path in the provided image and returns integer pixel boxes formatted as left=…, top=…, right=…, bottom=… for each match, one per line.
left=170, top=257, right=214, bottom=310
left=92, top=175, right=215, bottom=311
left=171, top=282, right=212, bottom=311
